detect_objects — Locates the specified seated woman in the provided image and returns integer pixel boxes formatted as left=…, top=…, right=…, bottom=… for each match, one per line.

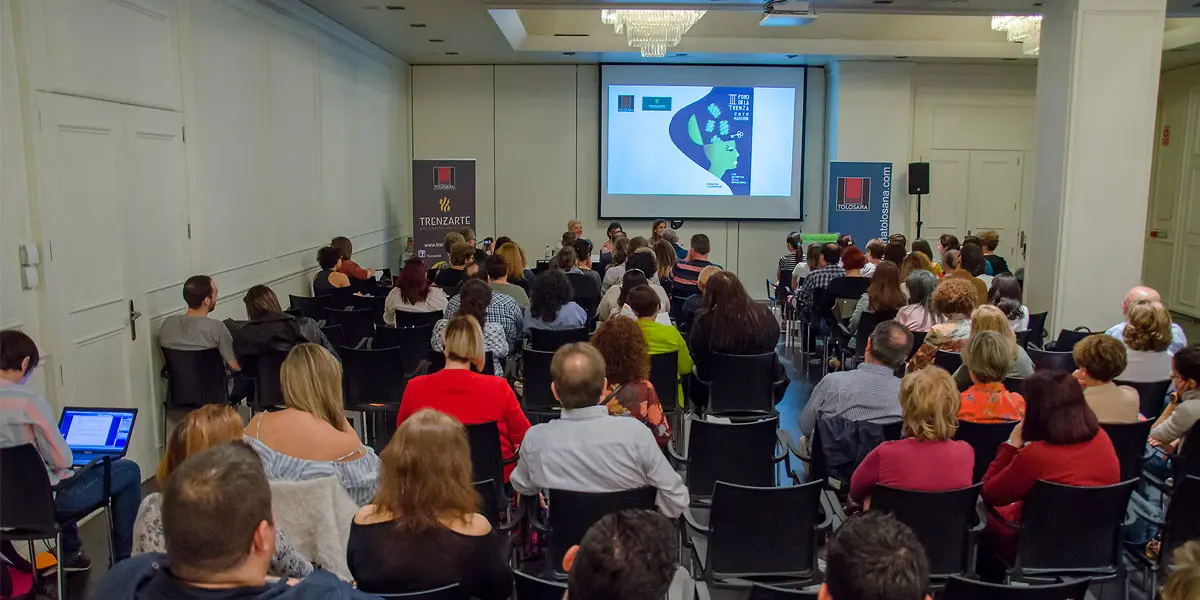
left=988, top=273, right=1029, bottom=332
left=313, top=246, right=351, bottom=296
left=331, top=236, right=375, bottom=283
left=399, top=315, right=530, bottom=480
left=792, top=243, right=821, bottom=288
left=850, top=367, right=974, bottom=506
left=614, top=269, right=672, bottom=325
left=951, top=305, right=1036, bottom=390
left=244, top=344, right=380, bottom=505
left=896, top=269, right=943, bottom=333
left=601, top=237, right=631, bottom=294
left=597, top=250, right=669, bottom=320
left=434, top=242, right=476, bottom=290
left=524, top=268, right=587, bottom=333
left=133, top=405, right=313, bottom=578
left=688, top=271, right=784, bottom=386
left=653, top=240, right=678, bottom=284
left=680, top=265, right=721, bottom=329
left=629, top=285, right=693, bottom=402
left=1073, top=334, right=1140, bottom=423
left=959, top=331, right=1026, bottom=423
left=384, top=259, right=449, bottom=326
left=599, top=221, right=624, bottom=255
left=849, top=260, right=906, bottom=346
left=590, top=317, right=671, bottom=447
left=432, top=280, right=508, bottom=376
left=494, top=241, right=535, bottom=293
left=349, top=410, right=512, bottom=599
left=233, top=285, right=337, bottom=364
left=982, top=371, right=1119, bottom=560
left=911, top=239, right=943, bottom=277
left=908, top=278, right=979, bottom=371
left=1121, top=299, right=1174, bottom=382
left=818, top=246, right=872, bottom=325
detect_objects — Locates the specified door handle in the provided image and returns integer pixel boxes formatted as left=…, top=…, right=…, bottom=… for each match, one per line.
left=129, top=300, right=142, bottom=341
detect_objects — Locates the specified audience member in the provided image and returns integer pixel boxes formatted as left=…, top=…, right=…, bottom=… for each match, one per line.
left=1149, top=344, right=1200, bottom=451
left=652, top=239, right=678, bottom=282
left=494, top=241, right=534, bottom=293
left=1120, top=300, right=1174, bottom=382
left=819, top=247, right=872, bottom=324
left=1072, top=334, right=1140, bottom=423
left=862, top=238, right=886, bottom=277
left=525, top=268, right=588, bottom=332
left=988, top=272, right=1028, bottom=332
left=573, top=238, right=603, bottom=288
left=598, top=250, right=669, bottom=320
left=1163, top=541, right=1200, bottom=600
left=428, top=232, right=467, bottom=281
left=850, top=260, right=906, bottom=343
left=510, top=344, right=689, bottom=516
left=0, top=330, right=142, bottom=570
left=433, top=280, right=508, bottom=375
left=899, top=251, right=936, bottom=283
left=882, top=241, right=908, bottom=266
left=160, top=276, right=239, bottom=372
left=680, top=264, right=721, bottom=328
left=792, top=243, right=821, bottom=287
left=800, top=321, right=912, bottom=439
left=651, top=219, right=668, bottom=242
left=485, top=254, right=529, bottom=308
left=779, top=231, right=803, bottom=285
left=896, top=270, right=943, bottom=333
left=629, top=285, right=693, bottom=400
left=888, top=233, right=908, bottom=249
left=330, top=236, right=375, bottom=282
left=822, top=512, right=931, bottom=600
left=911, top=239, right=943, bottom=277
left=313, top=246, right=351, bottom=295
left=982, top=371, right=1119, bottom=559
left=555, top=231, right=578, bottom=255
left=600, top=221, right=624, bottom=255
left=233, top=285, right=337, bottom=363
left=590, top=318, right=671, bottom=447
left=951, top=305, right=1035, bottom=390
left=670, top=234, right=720, bottom=298
left=628, top=235, right=651, bottom=254
left=384, top=259, right=449, bottom=326
left=908, top=278, right=977, bottom=371
left=944, top=247, right=988, bottom=306
left=795, top=243, right=846, bottom=314
left=566, top=510, right=678, bottom=600
left=349, top=410, right=511, bottom=598
left=444, top=264, right=524, bottom=349
left=689, top=271, right=784, bottom=386
left=961, top=242, right=992, bottom=288
left=243, top=344, right=380, bottom=505
left=554, top=245, right=577, bottom=270
left=978, top=230, right=1010, bottom=275
left=602, top=236, right=631, bottom=294
left=133, top=405, right=312, bottom=578
left=850, top=367, right=973, bottom=507
left=837, top=233, right=855, bottom=248
left=95, top=443, right=375, bottom=600
left=434, top=242, right=476, bottom=289
left=399, top=315, right=530, bottom=478
left=613, top=269, right=672, bottom=324
left=661, top=228, right=687, bottom=260
left=1106, top=286, right=1188, bottom=355
left=458, top=228, right=489, bottom=264
left=959, top=331, right=1026, bottom=423
left=937, top=234, right=961, bottom=256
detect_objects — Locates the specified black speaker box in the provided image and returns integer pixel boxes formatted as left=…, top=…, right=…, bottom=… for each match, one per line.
left=908, top=162, right=930, bottom=195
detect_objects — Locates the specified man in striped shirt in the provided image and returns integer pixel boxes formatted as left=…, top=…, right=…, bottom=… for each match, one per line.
left=0, top=330, right=142, bottom=570
left=669, top=233, right=721, bottom=299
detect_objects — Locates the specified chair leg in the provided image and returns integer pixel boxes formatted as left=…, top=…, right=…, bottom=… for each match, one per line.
left=106, top=504, right=117, bottom=567
left=55, top=533, right=65, bottom=600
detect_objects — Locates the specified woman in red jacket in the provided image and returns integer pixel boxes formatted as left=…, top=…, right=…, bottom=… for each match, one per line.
left=397, top=315, right=531, bottom=480
left=982, top=371, right=1120, bottom=559
left=332, top=236, right=375, bottom=281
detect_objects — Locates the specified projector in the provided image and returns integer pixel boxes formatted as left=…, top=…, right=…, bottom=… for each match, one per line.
left=759, top=0, right=818, bottom=26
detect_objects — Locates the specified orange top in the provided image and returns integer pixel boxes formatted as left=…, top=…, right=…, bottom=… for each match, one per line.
left=960, top=382, right=1025, bottom=424
left=336, top=258, right=372, bottom=280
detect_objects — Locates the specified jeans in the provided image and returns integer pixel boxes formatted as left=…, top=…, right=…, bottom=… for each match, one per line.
left=54, top=458, right=141, bottom=561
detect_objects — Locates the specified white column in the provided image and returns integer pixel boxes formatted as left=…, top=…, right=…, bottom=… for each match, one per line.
left=1025, top=0, right=1166, bottom=333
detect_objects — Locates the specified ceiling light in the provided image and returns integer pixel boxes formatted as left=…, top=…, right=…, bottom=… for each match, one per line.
left=600, top=9, right=706, bottom=58
left=992, top=15, right=1041, bottom=56
left=410, top=23, right=427, bottom=28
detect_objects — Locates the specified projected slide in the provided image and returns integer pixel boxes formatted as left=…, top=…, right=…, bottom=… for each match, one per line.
left=607, top=85, right=796, bottom=197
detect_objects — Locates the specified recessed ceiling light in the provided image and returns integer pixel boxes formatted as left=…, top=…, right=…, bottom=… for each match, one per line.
left=385, top=4, right=405, bottom=9
left=429, top=39, right=444, bottom=43
left=873, top=0, right=894, bottom=4
left=563, top=52, right=576, bottom=55
left=410, top=23, right=427, bottom=28
left=894, top=56, right=908, bottom=59
left=445, top=51, right=459, bottom=56
left=1002, top=58, right=1019, bottom=61
left=675, top=53, right=689, bottom=57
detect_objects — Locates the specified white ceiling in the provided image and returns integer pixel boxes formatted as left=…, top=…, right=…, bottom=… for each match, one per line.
left=299, top=0, right=1200, bottom=68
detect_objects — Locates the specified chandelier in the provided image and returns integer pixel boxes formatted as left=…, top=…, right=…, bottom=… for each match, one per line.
left=991, top=15, right=1042, bottom=56
left=601, top=9, right=706, bottom=58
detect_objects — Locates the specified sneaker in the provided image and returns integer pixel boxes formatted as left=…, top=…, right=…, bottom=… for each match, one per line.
left=59, top=551, right=91, bottom=572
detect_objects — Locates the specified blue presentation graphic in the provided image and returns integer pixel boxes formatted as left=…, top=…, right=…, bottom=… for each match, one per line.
left=607, top=85, right=795, bottom=197
left=827, top=162, right=893, bottom=248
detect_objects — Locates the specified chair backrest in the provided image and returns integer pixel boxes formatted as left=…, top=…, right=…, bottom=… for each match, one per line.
left=546, top=487, right=657, bottom=573
left=473, top=479, right=502, bottom=526
left=871, top=484, right=984, bottom=578
left=685, top=416, right=780, bottom=498
left=1099, top=420, right=1153, bottom=482
left=1027, top=347, right=1076, bottom=372
left=377, top=584, right=463, bottom=600
left=246, top=351, right=288, bottom=410
left=320, top=324, right=346, bottom=350
left=1016, top=479, right=1136, bottom=574
left=566, top=273, right=601, bottom=317
left=351, top=294, right=387, bottom=323
left=1026, top=312, right=1049, bottom=348
left=465, top=422, right=505, bottom=491
left=1161, top=475, right=1200, bottom=567
left=161, top=348, right=228, bottom=409
left=326, top=287, right=356, bottom=310
left=288, top=294, right=329, bottom=320
left=0, top=444, right=58, bottom=532
left=341, top=346, right=406, bottom=406
left=953, top=420, right=1019, bottom=483
left=648, top=352, right=679, bottom=411
left=707, top=481, right=824, bottom=579
left=933, top=350, right=963, bottom=373
left=529, top=327, right=589, bottom=351
left=943, top=575, right=1090, bottom=600
left=747, top=584, right=819, bottom=600
left=708, top=352, right=778, bottom=417
left=324, top=308, right=375, bottom=348
left=1052, top=328, right=1096, bottom=352
left=521, top=348, right=559, bottom=413
left=810, top=417, right=902, bottom=492
left=1114, top=378, right=1172, bottom=420
left=832, top=297, right=858, bottom=322
left=392, top=324, right=436, bottom=379
left=1175, top=422, right=1200, bottom=480
left=394, top=310, right=444, bottom=328
left=854, top=312, right=884, bottom=359
left=669, top=295, right=689, bottom=323
left=908, top=331, right=928, bottom=360
left=372, top=325, right=402, bottom=350
left=1014, top=329, right=1032, bottom=349
left=514, top=570, right=568, bottom=600
left=1003, top=377, right=1025, bottom=395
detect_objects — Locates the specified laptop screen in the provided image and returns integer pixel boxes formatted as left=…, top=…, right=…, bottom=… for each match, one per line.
left=59, top=409, right=137, bottom=453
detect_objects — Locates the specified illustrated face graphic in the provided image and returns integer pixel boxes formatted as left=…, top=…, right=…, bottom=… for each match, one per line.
left=703, top=139, right=739, bottom=178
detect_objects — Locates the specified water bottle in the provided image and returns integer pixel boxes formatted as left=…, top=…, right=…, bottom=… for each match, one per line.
left=544, top=245, right=552, bottom=259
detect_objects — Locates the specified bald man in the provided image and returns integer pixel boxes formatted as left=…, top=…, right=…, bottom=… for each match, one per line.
left=1105, top=286, right=1188, bottom=355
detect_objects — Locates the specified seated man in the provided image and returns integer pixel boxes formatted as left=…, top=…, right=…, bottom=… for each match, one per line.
left=510, top=344, right=688, bottom=517
left=566, top=510, right=678, bottom=600
left=485, top=254, right=529, bottom=309
left=669, top=234, right=721, bottom=299
left=95, top=442, right=374, bottom=599
left=433, top=242, right=475, bottom=289
left=1107, top=286, right=1188, bottom=355
left=794, top=243, right=845, bottom=315
left=821, top=512, right=931, bottom=600
left=799, top=321, right=911, bottom=440
left=0, top=330, right=142, bottom=570
left=160, top=275, right=248, bottom=401
left=446, top=264, right=524, bottom=350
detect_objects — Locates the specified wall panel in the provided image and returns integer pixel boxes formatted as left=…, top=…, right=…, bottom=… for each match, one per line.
left=267, top=25, right=322, bottom=259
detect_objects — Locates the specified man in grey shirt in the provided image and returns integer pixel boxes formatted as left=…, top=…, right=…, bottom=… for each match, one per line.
left=159, top=275, right=239, bottom=372
left=510, top=343, right=688, bottom=517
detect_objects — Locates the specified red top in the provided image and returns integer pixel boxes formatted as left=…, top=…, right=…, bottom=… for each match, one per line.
left=850, top=438, right=974, bottom=503
left=397, top=369, right=532, bottom=480
left=337, top=259, right=372, bottom=280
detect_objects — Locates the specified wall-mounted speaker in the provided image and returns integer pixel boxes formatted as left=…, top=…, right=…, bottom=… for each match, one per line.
left=908, top=162, right=930, bottom=195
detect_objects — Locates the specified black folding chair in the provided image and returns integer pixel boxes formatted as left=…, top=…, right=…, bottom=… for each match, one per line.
left=161, top=347, right=228, bottom=409
left=943, top=576, right=1091, bottom=600
left=1114, top=379, right=1172, bottom=420
left=934, top=350, right=963, bottom=373
left=872, top=484, right=985, bottom=585
left=376, top=583, right=462, bottom=599
left=465, top=422, right=514, bottom=509
left=566, top=272, right=602, bottom=320
left=521, top=348, right=560, bottom=423
left=351, top=294, right=387, bottom=325
left=1048, top=328, right=1096, bottom=352
left=529, top=327, right=589, bottom=351
left=669, top=416, right=785, bottom=503
left=744, top=583, right=819, bottom=600
left=324, top=307, right=375, bottom=348
left=514, top=570, right=568, bottom=600
left=1027, top=347, right=1076, bottom=372
left=1002, top=377, right=1025, bottom=395
left=1014, top=329, right=1032, bottom=349
left=394, top=310, right=443, bottom=328
left=694, top=352, right=782, bottom=419
left=288, top=294, right=329, bottom=321
left=1099, top=421, right=1153, bottom=483
left=341, top=346, right=405, bottom=447
left=390, top=324, right=436, bottom=379
left=320, top=324, right=346, bottom=350
left=529, top=487, right=657, bottom=578
left=649, top=352, right=681, bottom=442
left=1127, top=475, right=1200, bottom=593
left=244, top=351, right=288, bottom=411
left=908, top=330, right=928, bottom=360
left=954, top=420, right=1019, bottom=483
left=1026, top=312, right=1049, bottom=349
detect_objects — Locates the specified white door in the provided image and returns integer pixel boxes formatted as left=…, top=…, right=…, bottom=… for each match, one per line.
left=1172, top=89, right=1200, bottom=317
left=916, top=149, right=970, bottom=248
left=966, top=150, right=1024, bottom=265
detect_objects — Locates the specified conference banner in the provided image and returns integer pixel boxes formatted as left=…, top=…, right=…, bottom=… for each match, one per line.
left=826, top=161, right=892, bottom=247
left=413, top=159, right=476, bottom=268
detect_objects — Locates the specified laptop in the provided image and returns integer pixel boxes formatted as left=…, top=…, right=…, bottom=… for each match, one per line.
left=58, top=407, right=138, bottom=467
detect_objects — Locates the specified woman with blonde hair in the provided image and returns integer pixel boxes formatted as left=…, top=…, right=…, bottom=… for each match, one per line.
left=900, top=251, right=936, bottom=281
left=244, top=343, right=380, bottom=505
left=1120, top=299, right=1174, bottom=382
left=348, top=409, right=512, bottom=598
left=952, top=304, right=1035, bottom=390
left=494, top=241, right=534, bottom=293
left=959, top=331, right=1027, bottom=423
left=850, top=368, right=974, bottom=506
left=133, top=405, right=314, bottom=577
left=792, top=243, right=821, bottom=287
